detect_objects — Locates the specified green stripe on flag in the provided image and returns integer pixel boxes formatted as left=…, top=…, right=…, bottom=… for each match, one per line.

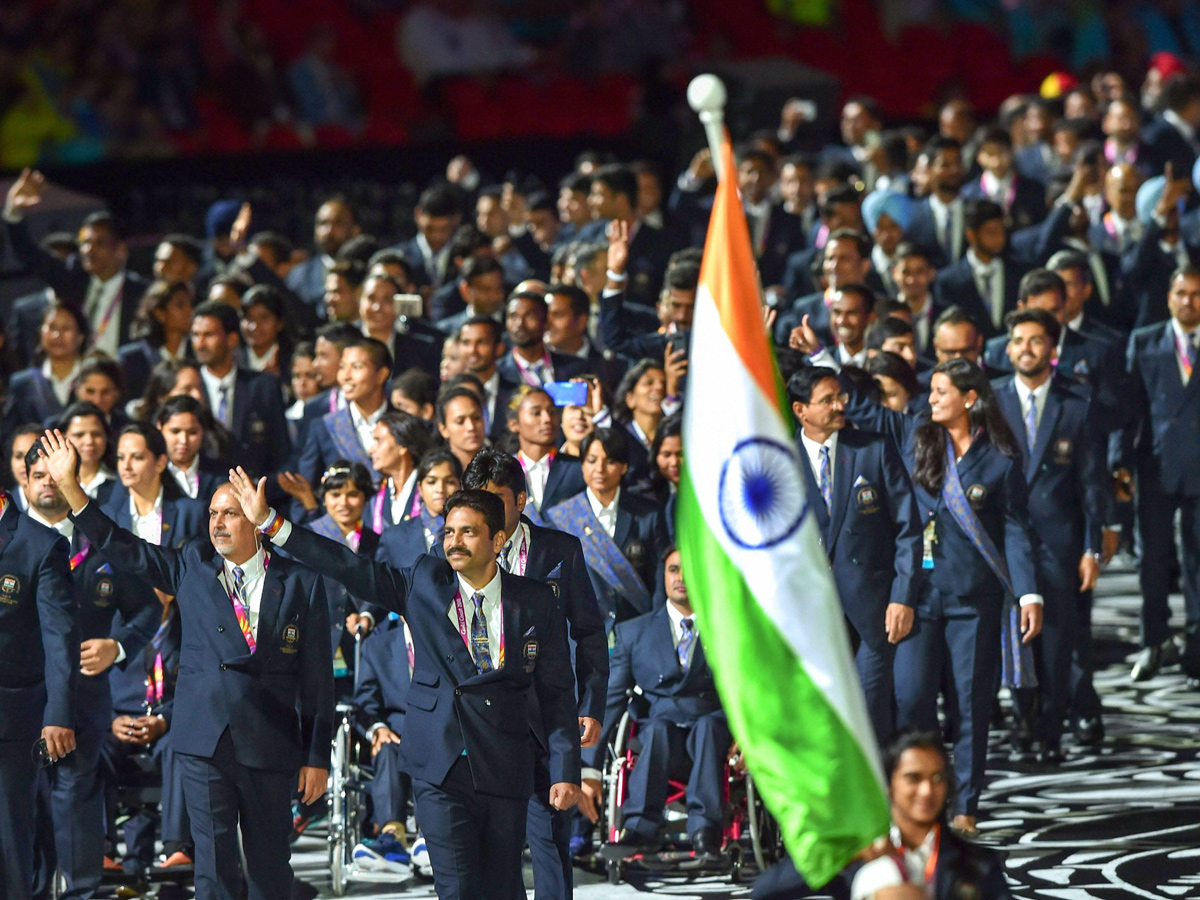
left=676, top=469, right=889, bottom=887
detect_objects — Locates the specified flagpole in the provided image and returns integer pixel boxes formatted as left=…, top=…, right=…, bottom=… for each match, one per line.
left=687, top=74, right=728, bottom=180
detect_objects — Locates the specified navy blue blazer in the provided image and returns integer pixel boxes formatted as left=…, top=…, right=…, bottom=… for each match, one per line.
left=303, top=514, right=382, bottom=659
left=3, top=367, right=66, bottom=433
left=3, top=216, right=146, bottom=346
left=276, top=525, right=581, bottom=797
left=931, top=256, right=1024, bottom=339
left=377, top=517, right=444, bottom=569
left=583, top=605, right=721, bottom=770
left=495, top=349, right=588, bottom=389
left=429, top=279, right=466, bottom=322
left=1120, top=220, right=1200, bottom=328
left=389, top=324, right=443, bottom=380
left=993, top=376, right=1105, bottom=586
left=0, top=499, right=77, bottom=740
left=798, top=428, right=922, bottom=650
left=1118, top=321, right=1200, bottom=495
left=906, top=198, right=960, bottom=270
left=284, top=255, right=329, bottom=310
left=228, top=368, right=292, bottom=479
left=523, top=517, right=608, bottom=724
left=960, top=174, right=1046, bottom=232
left=596, top=288, right=672, bottom=362
left=576, top=219, right=675, bottom=306
left=1140, top=116, right=1198, bottom=177
left=69, top=503, right=334, bottom=773
left=117, top=340, right=190, bottom=399
left=1015, top=142, right=1054, bottom=185
left=109, top=605, right=180, bottom=723
left=62, top=521, right=160, bottom=733
left=296, top=403, right=383, bottom=492
left=353, top=616, right=411, bottom=737
left=101, top=483, right=210, bottom=547
left=364, top=476, right=421, bottom=534
left=839, top=385, right=1039, bottom=605
left=538, top=454, right=586, bottom=515
left=5, top=287, right=52, bottom=367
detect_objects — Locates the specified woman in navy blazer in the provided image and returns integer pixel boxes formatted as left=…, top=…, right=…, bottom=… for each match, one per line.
left=3, top=302, right=88, bottom=434
left=57, top=401, right=117, bottom=507
left=831, top=353, right=1041, bottom=835
left=376, top=448, right=461, bottom=569
left=117, top=279, right=193, bottom=398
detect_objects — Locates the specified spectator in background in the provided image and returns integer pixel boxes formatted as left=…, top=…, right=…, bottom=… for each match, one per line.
left=289, top=197, right=362, bottom=311
left=288, top=26, right=362, bottom=134
left=397, top=0, right=535, bottom=85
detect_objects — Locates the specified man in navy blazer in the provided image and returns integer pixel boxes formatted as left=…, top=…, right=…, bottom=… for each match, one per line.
left=1115, top=266, right=1200, bottom=685
left=1139, top=77, right=1200, bottom=177
left=496, top=292, right=588, bottom=390
left=4, top=171, right=146, bottom=356
left=993, top=310, right=1108, bottom=758
left=787, top=366, right=922, bottom=743
left=237, top=480, right=581, bottom=900
left=191, top=301, right=292, bottom=481
left=582, top=547, right=729, bottom=859
left=40, top=433, right=333, bottom=900
left=24, top=444, right=160, bottom=900
left=0, top=489, right=77, bottom=900
left=463, top=449, right=608, bottom=900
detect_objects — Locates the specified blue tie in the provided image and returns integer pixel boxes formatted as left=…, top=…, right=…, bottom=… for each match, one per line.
left=1189, top=334, right=1198, bottom=371
left=677, top=618, right=694, bottom=671
left=1024, top=396, right=1038, bottom=455
left=818, top=445, right=833, bottom=512
left=470, top=592, right=493, bottom=673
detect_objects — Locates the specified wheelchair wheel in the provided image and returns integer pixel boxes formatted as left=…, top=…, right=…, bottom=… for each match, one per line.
left=606, top=857, right=626, bottom=884
left=729, top=843, right=744, bottom=884
left=745, top=773, right=783, bottom=871
left=602, top=709, right=635, bottom=844
left=328, top=714, right=352, bottom=896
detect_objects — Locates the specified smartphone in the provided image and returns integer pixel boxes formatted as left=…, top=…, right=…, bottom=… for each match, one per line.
left=394, top=293, right=424, bottom=321
left=667, top=331, right=690, bottom=359
left=545, top=380, right=589, bottom=407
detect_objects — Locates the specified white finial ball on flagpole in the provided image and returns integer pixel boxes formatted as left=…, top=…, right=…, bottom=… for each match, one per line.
left=687, top=74, right=728, bottom=178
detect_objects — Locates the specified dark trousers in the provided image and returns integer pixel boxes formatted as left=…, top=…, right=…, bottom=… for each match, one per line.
left=894, top=590, right=1001, bottom=818
left=411, top=756, right=527, bottom=900
left=1137, top=487, right=1200, bottom=654
left=526, top=750, right=572, bottom=900
left=621, top=712, right=730, bottom=838
left=100, top=732, right=190, bottom=872
left=1012, top=557, right=1079, bottom=747
left=845, top=616, right=896, bottom=746
left=369, top=742, right=411, bottom=830
left=0, top=738, right=38, bottom=900
left=1070, top=588, right=1103, bottom=719
left=178, top=729, right=295, bottom=900
left=34, top=725, right=104, bottom=900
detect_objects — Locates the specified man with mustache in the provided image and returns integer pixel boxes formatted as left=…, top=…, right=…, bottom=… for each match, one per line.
left=38, top=430, right=333, bottom=900
left=231, top=472, right=580, bottom=900
left=992, top=307, right=1107, bottom=759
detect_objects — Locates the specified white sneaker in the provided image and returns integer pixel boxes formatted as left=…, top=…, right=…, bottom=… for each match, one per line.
left=410, top=832, right=432, bottom=876
left=352, top=833, right=410, bottom=874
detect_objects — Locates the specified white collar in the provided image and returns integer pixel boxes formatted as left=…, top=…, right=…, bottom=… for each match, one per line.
left=928, top=193, right=959, bottom=215
left=587, top=486, right=620, bottom=518
left=1014, top=375, right=1051, bottom=406
left=966, top=248, right=999, bottom=274
left=246, top=343, right=279, bottom=370
left=666, top=599, right=695, bottom=633
left=27, top=506, right=74, bottom=540
left=92, top=269, right=124, bottom=289
left=1067, top=312, right=1085, bottom=332
left=1171, top=317, right=1198, bottom=346
left=349, top=399, right=387, bottom=429
left=224, top=544, right=267, bottom=581
left=202, top=363, right=237, bottom=390
left=456, top=566, right=502, bottom=607
left=41, top=358, right=81, bottom=386
left=519, top=449, right=553, bottom=471
left=129, top=487, right=164, bottom=518
left=800, top=430, right=838, bottom=458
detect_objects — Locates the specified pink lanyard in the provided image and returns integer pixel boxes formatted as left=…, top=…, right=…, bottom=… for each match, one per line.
left=506, top=527, right=530, bottom=576
left=372, top=482, right=388, bottom=534
left=514, top=350, right=553, bottom=388
left=329, top=390, right=339, bottom=414
left=981, top=174, right=1015, bottom=212
left=452, top=588, right=505, bottom=668
left=346, top=523, right=362, bottom=553
left=69, top=540, right=91, bottom=571
left=1175, top=328, right=1196, bottom=381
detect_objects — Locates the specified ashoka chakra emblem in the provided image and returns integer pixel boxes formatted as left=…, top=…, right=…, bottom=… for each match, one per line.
left=717, top=437, right=808, bottom=549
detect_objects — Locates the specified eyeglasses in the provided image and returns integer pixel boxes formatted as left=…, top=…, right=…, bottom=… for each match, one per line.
left=811, top=393, right=849, bottom=407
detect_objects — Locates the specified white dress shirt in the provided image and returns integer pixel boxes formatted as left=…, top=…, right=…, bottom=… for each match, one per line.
left=587, top=487, right=621, bottom=538
left=130, top=488, right=164, bottom=545
left=451, top=568, right=503, bottom=670
left=966, top=249, right=1004, bottom=328
left=245, top=343, right=279, bottom=373
left=350, top=401, right=387, bottom=454
left=519, top=451, right=553, bottom=511
left=169, top=458, right=201, bottom=499
left=1172, top=317, right=1199, bottom=385
left=391, top=470, right=419, bottom=524
left=81, top=469, right=114, bottom=501
left=41, top=359, right=82, bottom=407
left=850, top=825, right=938, bottom=900
left=219, top=545, right=269, bottom=639
left=908, top=294, right=934, bottom=351
left=512, top=349, right=554, bottom=386
left=1015, top=375, right=1051, bottom=433
left=665, top=599, right=698, bottom=651
left=85, top=272, right=125, bottom=357
left=201, top=365, right=238, bottom=427
left=836, top=343, right=869, bottom=368
left=928, top=194, right=963, bottom=261
left=502, top=520, right=531, bottom=576
left=799, top=430, right=839, bottom=491
left=482, top=371, right=500, bottom=428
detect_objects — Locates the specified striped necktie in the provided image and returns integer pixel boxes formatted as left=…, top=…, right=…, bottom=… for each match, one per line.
left=230, top=566, right=256, bottom=653
left=1024, top=395, right=1038, bottom=455
left=818, top=445, right=833, bottom=512
left=677, top=618, right=695, bottom=671
left=470, top=592, right=492, bottom=673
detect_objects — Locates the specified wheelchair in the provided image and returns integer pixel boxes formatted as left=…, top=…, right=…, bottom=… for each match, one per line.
left=326, top=632, right=416, bottom=895
left=598, top=691, right=785, bottom=885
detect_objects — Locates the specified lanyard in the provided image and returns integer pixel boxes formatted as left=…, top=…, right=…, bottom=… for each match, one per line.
left=505, top=527, right=530, bottom=576
left=69, top=540, right=91, bottom=571
left=892, top=823, right=940, bottom=886
left=451, top=587, right=505, bottom=669
left=981, top=173, right=1015, bottom=211
left=1176, top=327, right=1196, bottom=381
left=93, top=282, right=123, bottom=344
left=372, top=482, right=388, bottom=534
left=515, top=350, right=553, bottom=388
left=347, top=523, right=362, bottom=553
left=329, top=389, right=339, bottom=414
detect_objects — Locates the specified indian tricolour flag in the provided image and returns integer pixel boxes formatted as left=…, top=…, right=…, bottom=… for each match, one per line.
left=676, top=135, right=889, bottom=886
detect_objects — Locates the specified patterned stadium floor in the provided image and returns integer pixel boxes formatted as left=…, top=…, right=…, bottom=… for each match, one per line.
left=148, top=561, right=1200, bottom=898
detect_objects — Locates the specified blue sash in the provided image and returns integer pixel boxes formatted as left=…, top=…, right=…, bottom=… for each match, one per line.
left=546, top=493, right=651, bottom=615
left=419, top=505, right=444, bottom=552
left=942, top=443, right=1037, bottom=689
left=323, top=408, right=373, bottom=471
